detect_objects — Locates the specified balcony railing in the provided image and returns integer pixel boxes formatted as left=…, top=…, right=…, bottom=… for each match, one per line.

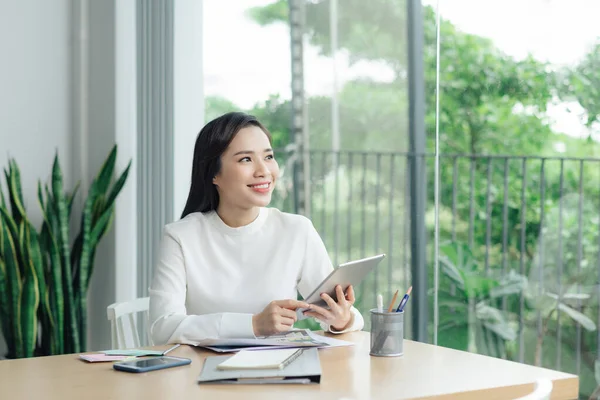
left=274, top=149, right=600, bottom=385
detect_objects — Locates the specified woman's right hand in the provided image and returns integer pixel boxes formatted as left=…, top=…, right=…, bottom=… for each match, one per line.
left=252, top=299, right=310, bottom=337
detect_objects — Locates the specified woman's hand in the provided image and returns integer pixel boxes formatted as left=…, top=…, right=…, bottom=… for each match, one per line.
left=302, top=285, right=355, bottom=331
left=252, top=299, right=310, bottom=337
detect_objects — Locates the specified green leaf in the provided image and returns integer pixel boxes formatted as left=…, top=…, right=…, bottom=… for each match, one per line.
left=247, top=0, right=288, bottom=26
left=0, top=258, right=14, bottom=358
left=104, top=161, right=131, bottom=210
left=439, top=242, right=479, bottom=272
left=0, top=207, right=19, bottom=252
left=463, top=274, right=498, bottom=299
left=482, top=321, right=517, bottom=341
left=89, top=205, right=115, bottom=248
left=26, top=223, right=47, bottom=353
left=545, top=292, right=590, bottom=301
left=475, top=302, right=505, bottom=324
left=20, top=224, right=40, bottom=358
left=561, top=293, right=590, bottom=300
left=0, top=182, right=6, bottom=209
left=37, top=181, right=44, bottom=212
left=439, top=256, right=465, bottom=288
left=51, top=153, right=79, bottom=353
left=557, top=302, right=596, bottom=331
left=489, top=270, right=527, bottom=298
left=1, top=218, right=23, bottom=358
left=94, top=145, right=117, bottom=196
left=7, top=159, right=26, bottom=225
left=439, top=299, right=468, bottom=311
left=474, top=320, right=487, bottom=355
left=86, top=206, right=115, bottom=289
left=67, top=182, right=80, bottom=217
left=76, top=181, right=97, bottom=351
left=45, top=226, right=64, bottom=354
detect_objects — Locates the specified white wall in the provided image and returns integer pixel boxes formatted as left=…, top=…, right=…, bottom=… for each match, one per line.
left=173, top=0, right=205, bottom=219
left=0, top=0, right=139, bottom=354
left=0, top=0, right=203, bottom=356
left=0, top=0, right=73, bottom=357
left=0, top=0, right=74, bottom=216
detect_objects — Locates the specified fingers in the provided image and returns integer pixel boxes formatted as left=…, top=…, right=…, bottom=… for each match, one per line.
left=320, top=292, right=339, bottom=311
left=273, top=299, right=310, bottom=310
left=302, top=311, right=326, bottom=322
left=335, top=285, right=348, bottom=306
left=306, top=304, right=334, bottom=321
left=278, top=307, right=299, bottom=322
left=279, top=316, right=296, bottom=327
left=347, top=285, right=355, bottom=305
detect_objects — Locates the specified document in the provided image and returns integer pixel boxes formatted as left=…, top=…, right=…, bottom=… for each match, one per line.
left=198, top=347, right=322, bottom=384
left=216, top=348, right=303, bottom=370
left=196, top=329, right=353, bottom=353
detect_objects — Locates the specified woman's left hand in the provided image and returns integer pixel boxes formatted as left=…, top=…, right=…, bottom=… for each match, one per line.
left=303, top=285, right=355, bottom=331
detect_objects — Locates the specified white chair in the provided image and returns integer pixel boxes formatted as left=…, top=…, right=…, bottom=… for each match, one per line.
left=106, top=297, right=152, bottom=349
left=514, top=379, right=553, bottom=400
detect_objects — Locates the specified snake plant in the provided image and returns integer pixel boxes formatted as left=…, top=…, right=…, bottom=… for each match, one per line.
left=0, top=145, right=130, bottom=358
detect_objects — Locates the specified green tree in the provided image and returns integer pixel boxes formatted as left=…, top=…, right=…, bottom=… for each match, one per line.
left=248, top=1, right=554, bottom=156
left=560, top=39, right=600, bottom=133
left=242, top=4, right=600, bottom=395
left=204, top=96, right=241, bottom=123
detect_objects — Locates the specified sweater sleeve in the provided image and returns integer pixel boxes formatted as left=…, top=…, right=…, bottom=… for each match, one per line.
left=148, top=227, right=256, bottom=345
left=296, top=219, right=364, bottom=334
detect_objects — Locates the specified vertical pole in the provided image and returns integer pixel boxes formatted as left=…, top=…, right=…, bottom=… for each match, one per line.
left=289, top=0, right=308, bottom=216
left=407, top=0, right=428, bottom=342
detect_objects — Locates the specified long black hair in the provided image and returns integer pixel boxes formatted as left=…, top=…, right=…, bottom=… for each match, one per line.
left=180, top=112, right=272, bottom=219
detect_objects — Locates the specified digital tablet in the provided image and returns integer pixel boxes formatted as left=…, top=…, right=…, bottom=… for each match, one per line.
left=297, top=254, right=385, bottom=320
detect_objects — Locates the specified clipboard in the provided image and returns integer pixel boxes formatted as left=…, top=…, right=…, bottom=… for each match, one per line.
left=197, top=348, right=322, bottom=384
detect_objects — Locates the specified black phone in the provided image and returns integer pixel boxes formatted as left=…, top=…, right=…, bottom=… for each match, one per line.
left=113, top=356, right=191, bottom=373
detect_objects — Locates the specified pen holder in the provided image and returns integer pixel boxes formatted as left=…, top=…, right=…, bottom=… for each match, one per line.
left=369, top=308, right=404, bottom=357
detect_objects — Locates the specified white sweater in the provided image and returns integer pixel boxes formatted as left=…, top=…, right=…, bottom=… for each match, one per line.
left=149, top=207, right=364, bottom=345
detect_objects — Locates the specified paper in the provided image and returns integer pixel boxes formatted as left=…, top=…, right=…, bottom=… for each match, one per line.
left=305, top=330, right=354, bottom=348
left=217, top=348, right=303, bottom=370
left=195, top=329, right=327, bottom=349
left=79, top=354, right=135, bottom=363
left=102, top=349, right=164, bottom=357
left=197, top=329, right=354, bottom=353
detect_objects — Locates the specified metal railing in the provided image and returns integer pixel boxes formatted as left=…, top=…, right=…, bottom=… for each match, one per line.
left=274, top=149, right=600, bottom=382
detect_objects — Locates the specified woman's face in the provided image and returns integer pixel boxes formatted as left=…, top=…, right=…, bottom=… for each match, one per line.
left=213, top=125, right=279, bottom=210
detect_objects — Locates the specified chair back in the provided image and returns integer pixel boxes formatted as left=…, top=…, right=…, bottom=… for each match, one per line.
left=106, top=297, right=152, bottom=349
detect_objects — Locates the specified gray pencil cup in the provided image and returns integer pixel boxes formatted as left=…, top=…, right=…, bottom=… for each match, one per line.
left=369, top=308, right=404, bottom=357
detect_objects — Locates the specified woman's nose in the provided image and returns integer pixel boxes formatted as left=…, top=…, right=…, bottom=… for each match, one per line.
left=254, top=160, right=269, bottom=177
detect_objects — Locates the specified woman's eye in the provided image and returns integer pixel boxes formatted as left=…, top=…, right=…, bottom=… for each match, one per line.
left=266, top=154, right=274, bottom=160
left=239, top=157, right=251, bottom=162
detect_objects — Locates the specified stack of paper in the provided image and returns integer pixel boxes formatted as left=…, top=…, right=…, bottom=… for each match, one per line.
left=196, top=329, right=354, bottom=353
left=198, top=347, right=322, bottom=384
left=216, top=348, right=303, bottom=370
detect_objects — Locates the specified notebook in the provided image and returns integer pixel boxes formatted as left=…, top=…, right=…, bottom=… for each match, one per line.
left=198, top=347, right=321, bottom=384
left=216, top=348, right=303, bottom=370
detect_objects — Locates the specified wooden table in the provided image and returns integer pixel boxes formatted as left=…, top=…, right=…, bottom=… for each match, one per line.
left=0, top=331, right=578, bottom=399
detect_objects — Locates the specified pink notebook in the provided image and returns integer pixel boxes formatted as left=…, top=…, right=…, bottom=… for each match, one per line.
left=79, top=354, right=135, bottom=363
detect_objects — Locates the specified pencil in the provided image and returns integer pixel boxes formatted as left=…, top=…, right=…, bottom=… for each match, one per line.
left=387, top=290, right=399, bottom=312
left=162, top=343, right=181, bottom=355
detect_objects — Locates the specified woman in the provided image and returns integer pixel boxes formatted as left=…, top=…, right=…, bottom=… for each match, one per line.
left=149, top=111, right=364, bottom=345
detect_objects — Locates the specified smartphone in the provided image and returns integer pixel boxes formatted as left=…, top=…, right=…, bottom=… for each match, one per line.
left=113, top=356, right=191, bottom=373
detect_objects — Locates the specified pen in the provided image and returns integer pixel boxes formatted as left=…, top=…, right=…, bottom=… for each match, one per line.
left=162, top=343, right=181, bottom=355
left=396, top=286, right=412, bottom=312
left=377, top=294, right=383, bottom=312
left=387, top=290, right=399, bottom=313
